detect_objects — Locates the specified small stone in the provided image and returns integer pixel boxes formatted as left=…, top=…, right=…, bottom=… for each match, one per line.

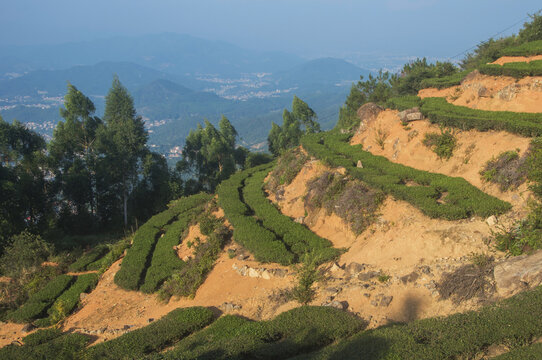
left=79, top=292, right=87, bottom=301
left=486, top=215, right=498, bottom=227
left=363, top=293, right=371, bottom=298
left=294, top=217, right=305, bottom=224
left=325, top=287, right=341, bottom=295
left=237, top=254, right=248, bottom=261
left=418, top=265, right=432, bottom=275
left=357, top=160, right=363, bottom=168
left=123, top=325, right=132, bottom=330
left=147, top=318, right=154, bottom=323
left=325, top=300, right=348, bottom=310
left=330, top=263, right=343, bottom=272
left=270, top=269, right=287, bottom=278
left=238, top=265, right=248, bottom=276
left=424, top=281, right=437, bottom=291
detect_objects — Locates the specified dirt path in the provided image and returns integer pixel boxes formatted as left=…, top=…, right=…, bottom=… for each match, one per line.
left=491, top=55, right=542, bottom=65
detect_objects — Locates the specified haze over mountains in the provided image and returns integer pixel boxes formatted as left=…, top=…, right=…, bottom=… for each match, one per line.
left=0, top=33, right=371, bottom=156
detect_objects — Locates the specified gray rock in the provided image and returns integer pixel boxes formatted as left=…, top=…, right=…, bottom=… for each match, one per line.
left=418, top=265, right=432, bottom=275
left=221, top=302, right=242, bottom=312
left=398, top=107, right=422, bottom=123
left=123, top=325, right=132, bottom=330
left=270, top=269, right=287, bottom=278
left=324, top=300, right=348, bottom=310
left=248, top=268, right=260, bottom=278
left=424, top=281, right=437, bottom=291
left=79, top=292, right=88, bottom=301
left=400, top=272, right=419, bottom=284
left=371, top=294, right=393, bottom=307
left=237, top=254, right=248, bottom=261
left=356, top=103, right=384, bottom=131
left=21, top=323, right=35, bottom=333
left=147, top=318, right=154, bottom=323
left=358, top=271, right=380, bottom=281
left=494, top=250, right=542, bottom=296
left=357, top=160, right=363, bottom=168
left=406, top=112, right=423, bottom=121
left=345, top=262, right=365, bottom=276
left=294, top=217, right=305, bottom=224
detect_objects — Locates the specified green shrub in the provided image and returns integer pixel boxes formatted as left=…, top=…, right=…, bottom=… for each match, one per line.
left=68, top=245, right=109, bottom=272
left=301, top=131, right=511, bottom=220
left=500, top=40, right=542, bottom=56
left=479, top=59, right=542, bottom=78
left=7, top=275, right=74, bottom=323
left=160, top=306, right=364, bottom=360
left=84, top=307, right=214, bottom=360
left=115, top=193, right=212, bottom=291
left=421, top=97, right=542, bottom=137
left=85, top=236, right=131, bottom=273
left=244, top=169, right=340, bottom=263
left=385, top=95, right=422, bottom=111
left=291, top=255, right=322, bottom=305
left=0, top=332, right=89, bottom=360
left=217, top=163, right=295, bottom=265
left=0, top=231, right=53, bottom=277
left=22, top=328, right=63, bottom=346
left=35, top=273, right=99, bottom=327
left=419, top=70, right=471, bottom=89
left=494, top=203, right=542, bottom=255
left=422, top=128, right=457, bottom=160
left=294, top=285, right=542, bottom=360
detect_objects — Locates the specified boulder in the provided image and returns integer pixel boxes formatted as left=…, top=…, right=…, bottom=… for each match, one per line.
left=21, top=323, right=35, bottom=333
left=323, top=300, right=348, bottom=310
left=371, top=294, right=393, bottom=307
left=398, top=107, right=423, bottom=123
left=248, top=268, right=260, bottom=278
left=400, top=272, right=419, bottom=284
left=494, top=250, right=542, bottom=296
left=356, top=103, right=384, bottom=131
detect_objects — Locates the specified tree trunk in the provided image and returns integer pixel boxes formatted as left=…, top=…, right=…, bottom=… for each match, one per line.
left=123, top=176, right=128, bottom=227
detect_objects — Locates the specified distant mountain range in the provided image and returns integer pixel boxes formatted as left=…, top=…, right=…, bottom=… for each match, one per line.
left=0, top=34, right=371, bottom=155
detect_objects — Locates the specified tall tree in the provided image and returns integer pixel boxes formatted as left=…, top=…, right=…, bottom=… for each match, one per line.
left=99, top=76, right=148, bottom=227
left=0, top=117, right=50, bottom=249
left=48, top=84, right=101, bottom=231
left=177, top=116, right=242, bottom=192
left=267, top=96, right=319, bottom=156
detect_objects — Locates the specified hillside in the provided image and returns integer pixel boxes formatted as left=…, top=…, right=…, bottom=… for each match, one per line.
left=4, top=29, right=542, bottom=360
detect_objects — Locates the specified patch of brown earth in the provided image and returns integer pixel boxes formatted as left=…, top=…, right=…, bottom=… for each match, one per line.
left=60, top=245, right=294, bottom=344
left=0, top=323, right=32, bottom=348
left=175, top=224, right=206, bottom=261
left=491, top=55, right=542, bottom=65
left=351, top=109, right=531, bottom=213
left=271, top=159, right=504, bottom=328
left=418, top=72, right=542, bottom=113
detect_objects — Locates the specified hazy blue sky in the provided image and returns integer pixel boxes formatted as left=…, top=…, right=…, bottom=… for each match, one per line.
left=1, top=0, right=541, bottom=60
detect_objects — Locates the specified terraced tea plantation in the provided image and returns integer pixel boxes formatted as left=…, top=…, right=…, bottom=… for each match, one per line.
left=114, top=193, right=212, bottom=292
left=4, top=286, right=542, bottom=359
left=6, top=273, right=99, bottom=327
left=217, top=163, right=340, bottom=265
left=421, top=97, right=542, bottom=137
left=301, top=131, right=511, bottom=220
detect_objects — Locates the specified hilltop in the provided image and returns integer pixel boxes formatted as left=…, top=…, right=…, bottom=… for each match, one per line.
left=3, top=15, right=542, bottom=360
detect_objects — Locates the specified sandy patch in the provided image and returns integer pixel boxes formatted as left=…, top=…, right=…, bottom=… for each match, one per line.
left=492, top=55, right=542, bottom=65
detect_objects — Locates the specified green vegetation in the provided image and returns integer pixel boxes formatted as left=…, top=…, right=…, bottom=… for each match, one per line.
left=67, top=245, right=109, bottom=272
left=176, top=115, right=249, bottom=193
left=305, top=172, right=384, bottom=235
left=422, top=128, right=457, bottom=160
left=0, top=332, right=90, bottom=360
left=500, top=39, right=542, bottom=56
left=6, top=274, right=74, bottom=323
left=35, top=273, right=99, bottom=327
left=480, top=150, right=528, bottom=191
left=22, top=328, right=63, bottom=346
left=115, top=193, right=211, bottom=291
left=158, top=306, right=364, bottom=360
left=421, top=97, right=542, bottom=137
left=217, top=163, right=295, bottom=265
left=479, top=60, right=542, bottom=78
left=290, top=255, right=322, bottom=305
left=419, top=70, right=471, bottom=89
left=294, top=285, right=542, bottom=360
left=268, top=96, right=320, bottom=156
left=84, top=307, right=214, bottom=360
left=244, top=170, right=340, bottom=263
left=0, top=231, right=52, bottom=278
left=301, top=131, right=511, bottom=220
left=158, top=223, right=230, bottom=300
left=385, top=95, right=421, bottom=111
